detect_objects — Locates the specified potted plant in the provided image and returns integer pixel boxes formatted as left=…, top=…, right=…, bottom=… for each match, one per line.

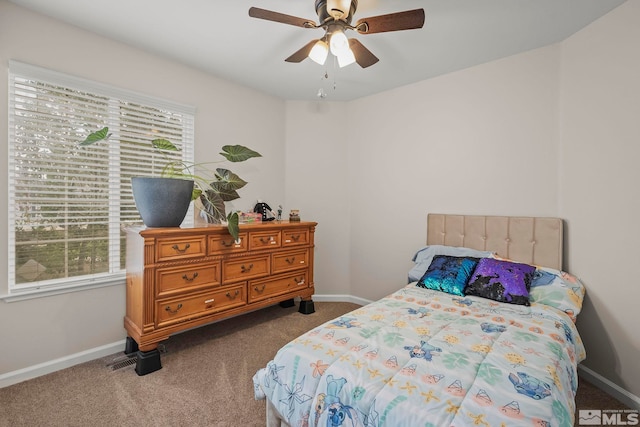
left=80, top=127, right=261, bottom=239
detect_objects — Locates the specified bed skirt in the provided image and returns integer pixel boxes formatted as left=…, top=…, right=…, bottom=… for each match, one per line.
left=266, top=400, right=291, bottom=427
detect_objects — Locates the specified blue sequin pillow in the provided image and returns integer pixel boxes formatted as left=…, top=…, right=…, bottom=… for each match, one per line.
left=465, top=258, right=535, bottom=306
left=416, top=255, right=480, bottom=296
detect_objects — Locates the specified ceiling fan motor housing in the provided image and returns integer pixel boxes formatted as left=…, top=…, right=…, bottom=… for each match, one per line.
left=315, top=0, right=358, bottom=24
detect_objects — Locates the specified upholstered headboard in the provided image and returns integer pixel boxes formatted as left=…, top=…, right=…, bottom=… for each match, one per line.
left=427, top=214, right=563, bottom=270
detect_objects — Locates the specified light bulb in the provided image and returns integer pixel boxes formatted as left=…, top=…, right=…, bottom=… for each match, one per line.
left=329, top=30, right=349, bottom=55
left=308, top=40, right=328, bottom=65
left=337, top=48, right=356, bottom=68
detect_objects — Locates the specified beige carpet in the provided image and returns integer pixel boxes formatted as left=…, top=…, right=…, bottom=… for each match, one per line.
left=0, top=302, right=630, bottom=427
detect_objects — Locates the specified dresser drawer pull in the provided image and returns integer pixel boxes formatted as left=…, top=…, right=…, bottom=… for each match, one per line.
left=240, top=263, right=254, bottom=273
left=182, top=272, right=199, bottom=282
left=259, top=236, right=276, bottom=245
left=253, top=284, right=266, bottom=293
left=296, top=278, right=305, bottom=285
left=204, top=298, right=215, bottom=304
left=165, top=303, right=183, bottom=314
left=225, top=290, right=240, bottom=299
left=285, top=257, right=296, bottom=264
left=290, top=234, right=301, bottom=241
left=171, top=243, right=191, bottom=253
left=221, top=239, right=241, bottom=247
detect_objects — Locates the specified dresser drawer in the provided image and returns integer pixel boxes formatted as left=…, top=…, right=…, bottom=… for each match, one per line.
left=208, top=232, right=248, bottom=255
left=248, top=272, right=308, bottom=303
left=222, top=254, right=270, bottom=283
left=156, top=235, right=206, bottom=261
left=272, top=249, right=309, bottom=274
left=156, top=285, right=246, bottom=328
left=282, top=229, right=310, bottom=247
left=248, top=230, right=281, bottom=251
left=156, top=262, right=221, bottom=298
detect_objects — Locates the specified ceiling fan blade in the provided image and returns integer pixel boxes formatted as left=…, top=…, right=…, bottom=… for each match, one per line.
left=249, top=7, right=317, bottom=28
left=285, top=40, right=319, bottom=63
left=349, top=39, right=379, bottom=68
left=355, top=9, right=425, bottom=34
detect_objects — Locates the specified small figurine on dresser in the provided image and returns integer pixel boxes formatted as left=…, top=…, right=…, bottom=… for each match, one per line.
left=289, top=209, right=300, bottom=222
left=277, top=205, right=283, bottom=221
left=253, top=200, right=276, bottom=221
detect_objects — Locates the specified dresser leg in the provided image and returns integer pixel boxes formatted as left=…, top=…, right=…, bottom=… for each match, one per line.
left=124, top=336, right=139, bottom=355
left=298, top=299, right=315, bottom=315
left=135, top=349, right=162, bottom=376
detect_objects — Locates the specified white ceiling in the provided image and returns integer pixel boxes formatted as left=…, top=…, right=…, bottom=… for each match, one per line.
left=9, top=0, right=626, bottom=101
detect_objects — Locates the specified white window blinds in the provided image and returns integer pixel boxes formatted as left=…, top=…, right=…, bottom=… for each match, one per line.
left=8, top=61, right=195, bottom=296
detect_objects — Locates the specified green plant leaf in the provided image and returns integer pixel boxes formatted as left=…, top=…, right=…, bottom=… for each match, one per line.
left=220, top=145, right=262, bottom=162
left=80, top=127, right=111, bottom=145
left=200, top=191, right=226, bottom=223
left=214, top=168, right=247, bottom=192
left=220, top=190, right=240, bottom=202
left=226, top=212, right=240, bottom=240
left=151, top=138, right=179, bottom=152
left=210, top=181, right=241, bottom=202
left=191, top=187, right=202, bottom=201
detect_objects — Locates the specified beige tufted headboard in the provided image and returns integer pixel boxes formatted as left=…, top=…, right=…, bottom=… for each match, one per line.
left=427, top=214, right=563, bottom=270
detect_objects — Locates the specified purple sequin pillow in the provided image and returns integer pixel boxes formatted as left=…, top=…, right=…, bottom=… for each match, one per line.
left=465, top=258, right=536, bottom=306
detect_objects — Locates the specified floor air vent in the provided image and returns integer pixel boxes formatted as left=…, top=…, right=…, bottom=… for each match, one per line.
left=107, top=355, right=137, bottom=371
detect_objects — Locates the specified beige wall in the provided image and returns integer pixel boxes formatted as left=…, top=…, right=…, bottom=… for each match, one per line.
left=0, top=1, right=286, bottom=374
left=284, top=101, right=352, bottom=296
left=559, top=0, right=640, bottom=400
left=345, top=45, right=561, bottom=301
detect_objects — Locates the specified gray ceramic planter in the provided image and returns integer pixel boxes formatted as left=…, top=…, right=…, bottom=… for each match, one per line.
left=131, top=177, right=194, bottom=227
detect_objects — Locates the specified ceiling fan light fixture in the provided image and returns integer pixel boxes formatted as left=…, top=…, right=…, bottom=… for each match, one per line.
left=309, top=39, right=329, bottom=65
left=326, top=0, right=352, bottom=20
left=249, top=3, right=424, bottom=70
left=329, top=29, right=349, bottom=55
left=337, top=48, right=356, bottom=68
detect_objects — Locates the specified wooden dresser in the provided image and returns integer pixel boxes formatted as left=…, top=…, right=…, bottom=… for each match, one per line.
left=124, top=220, right=317, bottom=375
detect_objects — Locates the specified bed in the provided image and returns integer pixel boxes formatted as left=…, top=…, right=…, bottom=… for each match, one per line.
left=253, top=214, right=586, bottom=427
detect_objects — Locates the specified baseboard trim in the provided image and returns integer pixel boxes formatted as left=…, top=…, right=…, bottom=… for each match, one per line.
left=578, top=364, right=640, bottom=411
left=0, top=340, right=125, bottom=389
left=313, top=294, right=372, bottom=306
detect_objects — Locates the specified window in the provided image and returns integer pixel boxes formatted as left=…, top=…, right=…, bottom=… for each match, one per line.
left=7, top=61, right=195, bottom=298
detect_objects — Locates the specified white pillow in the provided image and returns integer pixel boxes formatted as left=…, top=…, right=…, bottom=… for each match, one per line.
left=408, top=245, right=493, bottom=283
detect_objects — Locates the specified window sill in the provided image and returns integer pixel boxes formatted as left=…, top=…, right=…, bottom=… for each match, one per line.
left=0, top=273, right=126, bottom=302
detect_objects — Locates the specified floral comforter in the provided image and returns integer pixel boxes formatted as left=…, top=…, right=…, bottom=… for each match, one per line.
left=253, top=284, right=585, bottom=427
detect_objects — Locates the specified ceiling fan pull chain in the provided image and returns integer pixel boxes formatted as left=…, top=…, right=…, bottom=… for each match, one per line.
left=317, top=70, right=329, bottom=99
left=332, top=57, right=338, bottom=91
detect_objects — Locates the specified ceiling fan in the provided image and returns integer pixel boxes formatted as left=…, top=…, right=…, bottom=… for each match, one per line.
left=248, top=0, right=425, bottom=68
